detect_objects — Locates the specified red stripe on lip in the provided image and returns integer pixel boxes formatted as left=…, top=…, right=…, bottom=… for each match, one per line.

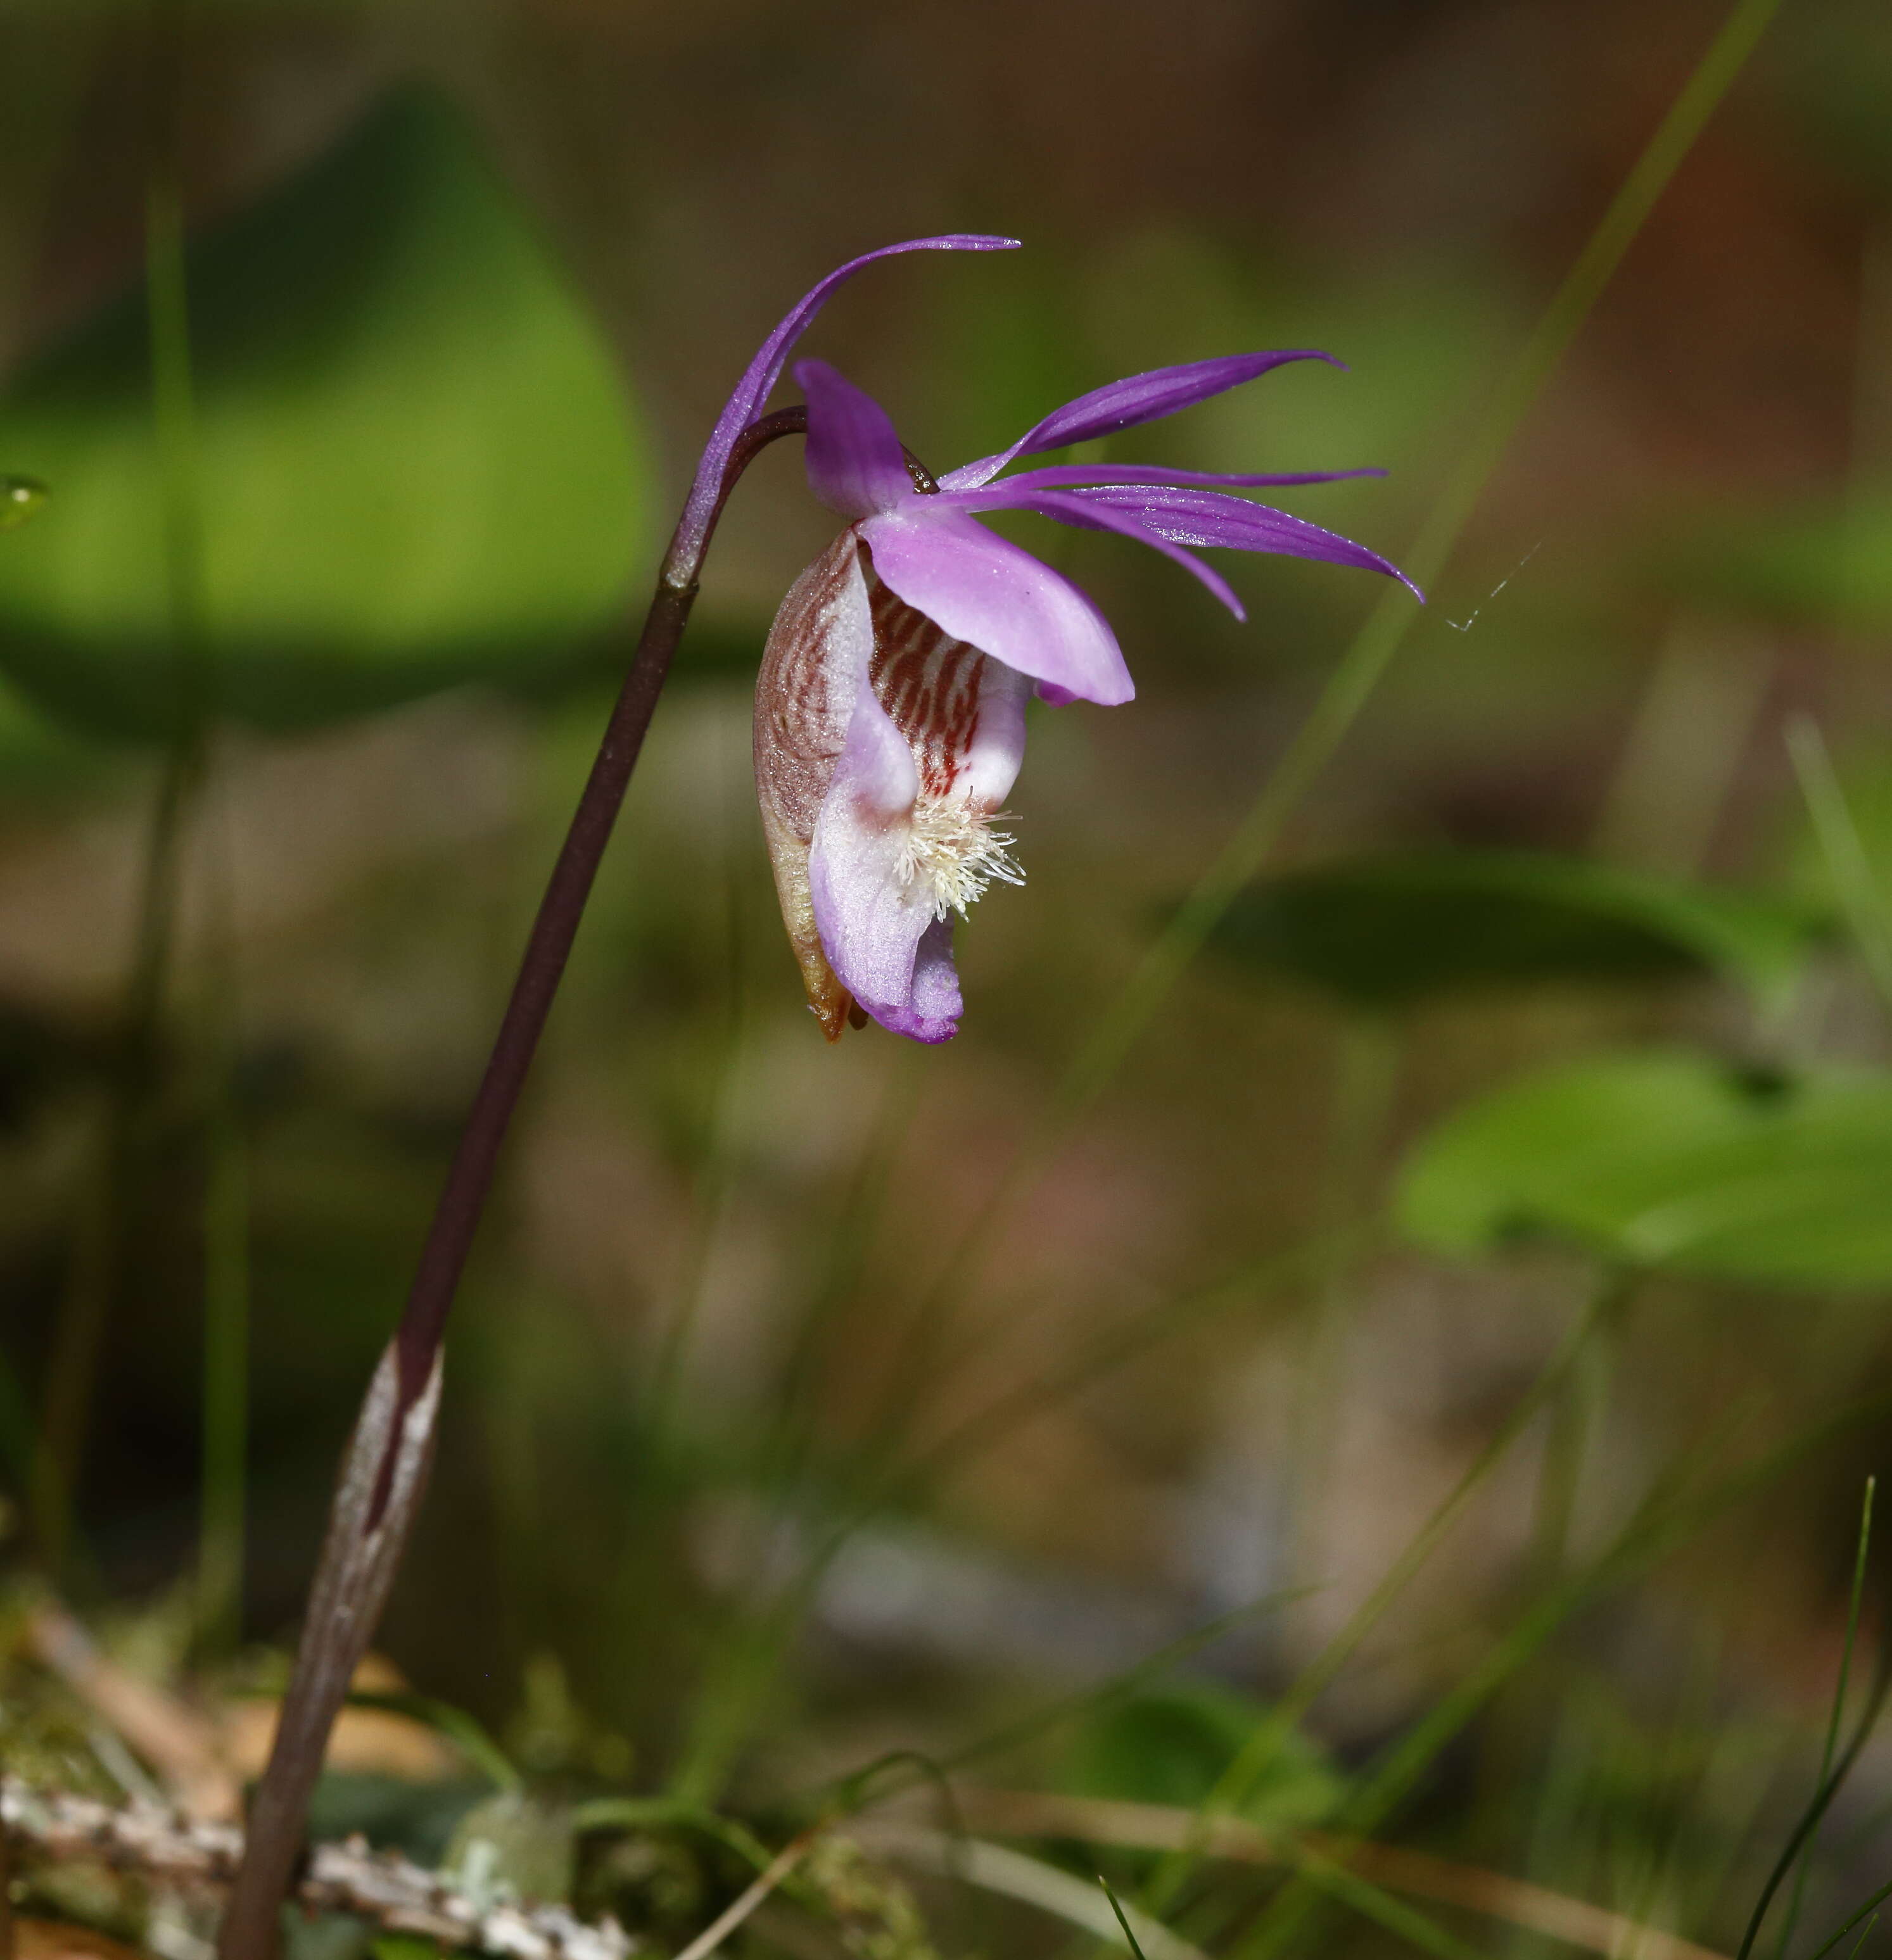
left=867, top=573, right=987, bottom=800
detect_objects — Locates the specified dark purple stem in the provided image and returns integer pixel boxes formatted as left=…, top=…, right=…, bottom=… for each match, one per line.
left=383, top=405, right=811, bottom=1439
left=217, top=407, right=810, bottom=1960
left=379, top=404, right=950, bottom=1456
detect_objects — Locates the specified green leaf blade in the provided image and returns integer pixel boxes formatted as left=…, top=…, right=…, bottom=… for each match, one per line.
left=0, top=89, right=650, bottom=738
left=1397, top=1049, right=1892, bottom=1287
left=1209, top=849, right=1827, bottom=1011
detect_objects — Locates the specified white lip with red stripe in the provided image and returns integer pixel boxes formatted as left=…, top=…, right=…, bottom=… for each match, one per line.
left=867, top=569, right=1026, bottom=921
left=754, top=534, right=1030, bottom=1042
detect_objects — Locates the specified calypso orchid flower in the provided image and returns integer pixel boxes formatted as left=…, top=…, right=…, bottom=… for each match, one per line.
left=220, top=243, right=1414, bottom=1930
left=688, top=235, right=1419, bottom=1044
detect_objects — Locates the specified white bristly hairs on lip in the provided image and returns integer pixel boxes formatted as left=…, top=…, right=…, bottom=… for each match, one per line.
left=896, top=794, right=1024, bottom=921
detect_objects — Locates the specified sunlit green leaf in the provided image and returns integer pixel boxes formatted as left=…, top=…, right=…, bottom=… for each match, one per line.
left=0, top=87, right=647, bottom=737
left=1397, top=1049, right=1892, bottom=1287
left=1207, top=850, right=1825, bottom=1011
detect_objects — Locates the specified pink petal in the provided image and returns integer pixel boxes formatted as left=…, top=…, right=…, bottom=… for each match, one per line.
left=865, top=569, right=1032, bottom=807
left=795, top=359, right=917, bottom=520
left=860, top=509, right=1134, bottom=707
left=809, top=684, right=963, bottom=1044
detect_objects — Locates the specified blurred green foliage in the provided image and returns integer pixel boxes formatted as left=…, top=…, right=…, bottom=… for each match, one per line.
left=1057, top=1683, right=1343, bottom=1827
left=1209, top=849, right=1827, bottom=1010
left=0, top=8, right=1888, bottom=1960
left=1785, top=744, right=1892, bottom=913
left=0, top=89, right=647, bottom=739
left=1673, top=496, right=1892, bottom=631
left=1397, top=1049, right=1892, bottom=1285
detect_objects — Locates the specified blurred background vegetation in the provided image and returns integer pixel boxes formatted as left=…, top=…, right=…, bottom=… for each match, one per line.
left=4, top=3, right=1892, bottom=1959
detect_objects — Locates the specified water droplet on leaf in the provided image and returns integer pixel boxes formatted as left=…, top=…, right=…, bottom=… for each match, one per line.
left=0, top=478, right=47, bottom=531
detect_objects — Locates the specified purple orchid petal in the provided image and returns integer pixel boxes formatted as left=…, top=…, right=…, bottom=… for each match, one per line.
left=670, top=234, right=1019, bottom=567
left=939, top=350, right=1342, bottom=491
left=795, top=359, right=916, bottom=520
left=1074, top=484, right=1424, bottom=598
left=941, top=481, right=1248, bottom=619
left=809, top=685, right=962, bottom=1043
left=965, top=462, right=1387, bottom=493
left=905, top=920, right=965, bottom=1039
left=860, top=507, right=1134, bottom=706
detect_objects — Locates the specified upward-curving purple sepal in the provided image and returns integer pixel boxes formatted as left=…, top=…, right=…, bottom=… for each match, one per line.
left=938, top=350, right=1343, bottom=491
left=667, top=234, right=1019, bottom=576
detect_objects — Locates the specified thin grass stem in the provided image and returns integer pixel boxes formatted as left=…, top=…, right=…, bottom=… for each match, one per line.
left=1139, top=1274, right=1619, bottom=1920
left=1100, top=1875, right=1154, bottom=1960
left=1771, top=1479, right=1875, bottom=1960
left=1801, top=1890, right=1892, bottom=1960
left=1734, top=1515, right=1892, bottom=1960
left=1786, top=719, right=1892, bottom=1014
left=196, top=785, right=250, bottom=1654
left=33, top=113, right=213, bottom=1577
left=1527, top=1270, right=1634, bottom=1595
left=1240, top=1393, right=1892, bottom=1960
left=665, top=1236, right=1343, bottom=1805
left=1290, top=1846, right=1492, bottom=1960
left=875, top=0, right=1792, bottom=1418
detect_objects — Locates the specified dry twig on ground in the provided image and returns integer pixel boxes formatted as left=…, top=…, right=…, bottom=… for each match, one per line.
left=0, top=1778, right=633, bottom=1960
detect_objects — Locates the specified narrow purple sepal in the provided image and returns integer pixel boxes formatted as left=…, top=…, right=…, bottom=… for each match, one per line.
left=939, top=350, right=1343, bottom=491
left=1074, top=484, right=1425, bottom=598
left=942, top=481, right=1248, bottom=619
left=965, top=462, right=1387, bottom=493
left=796, top=358, right=916, bottom=520
left=668, top=234, right=1019, bottom=572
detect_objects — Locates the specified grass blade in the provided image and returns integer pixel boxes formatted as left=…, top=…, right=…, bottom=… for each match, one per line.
left=1771, top=1479, right=1876, bottom=1960
left=872, top=0, right=1794, bottom=1433
left=1236, top=1394, right=1892, bottom=1960
left=1100, top=1873, right=1154, bottom=1960
left=865, top=1828, right=1204, bottom=1960
left=1802, top=1891, right=1892, bottom=1960
left=1140, top=1274, right=1617, bottom=1917
left=1053, top=0, right=1788, bottom=1120
left=1786, top=719, right=1892, bottom=1013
